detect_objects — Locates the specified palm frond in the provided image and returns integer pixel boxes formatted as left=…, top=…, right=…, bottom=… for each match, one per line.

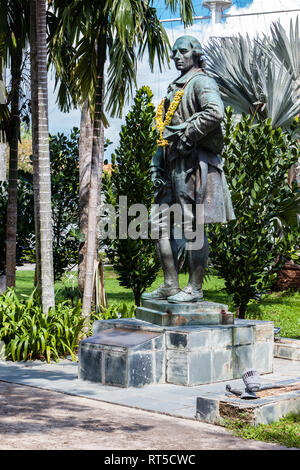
left=105, top=38, right=136, bottom=118
left=137, top=5, right=170, bottom=72
left=164, top=0, right=195, bottom=26
left=269, top=17, right=300, bottom=82
left=204, top=32, right=300, bottom=128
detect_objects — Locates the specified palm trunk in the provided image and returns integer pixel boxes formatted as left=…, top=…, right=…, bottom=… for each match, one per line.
left=82, top=32, right=106, bottom=325
left=31, top=0, right=54, bottom=313
left=0, top=142, right=6, bottom=182
left=0, top=62, right=6, bottom=181
left=0, top=64, right=7, bottom=183
left=5, top=46, right=22, bottom=287
left=78, top=97, right=92, bottom=294
left=30, top=0, right=41, bottom=289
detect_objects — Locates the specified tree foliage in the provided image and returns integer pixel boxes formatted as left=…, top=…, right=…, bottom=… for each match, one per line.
left=50, top=128, right=80, bottom=280
left=102, top=86, right=161, bottom=306
left=208, top=107, right=300, bottom=318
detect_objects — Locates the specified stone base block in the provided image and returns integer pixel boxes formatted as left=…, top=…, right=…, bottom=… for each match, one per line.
left=78, top=324, right=165, bottom=387
left=136, top=299, right=234, bottom=326
left=274, top=337, right=300, bottom=361
left=196, top=379, right=300, bottom=426
left=78, top=318, right=274, bottom=387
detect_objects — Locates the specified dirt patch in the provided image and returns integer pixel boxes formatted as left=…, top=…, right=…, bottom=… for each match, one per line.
left=219, top=402, right=255, bottom=424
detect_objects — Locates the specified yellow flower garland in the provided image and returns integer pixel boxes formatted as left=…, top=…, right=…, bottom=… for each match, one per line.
left=155, top=89, right=184, bottom=146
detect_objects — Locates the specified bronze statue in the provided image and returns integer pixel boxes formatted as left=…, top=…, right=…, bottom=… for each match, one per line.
left=142, top=35, right=235, bottom=303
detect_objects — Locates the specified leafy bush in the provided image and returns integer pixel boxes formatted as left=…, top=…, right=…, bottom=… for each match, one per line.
left=208, top=108, right=300, bottom=318
left=0, top=288, right=136, bottom=363
left=91, top=302, right=136, bottom=321
left=50, top=128, right=80, bottom=280
left=0, top=288, right=85, bottom=362
left=102, top=86, right=161, bottom=306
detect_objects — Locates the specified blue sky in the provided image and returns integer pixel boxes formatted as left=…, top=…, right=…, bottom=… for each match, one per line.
left=47, top=0, right=299, bottom=160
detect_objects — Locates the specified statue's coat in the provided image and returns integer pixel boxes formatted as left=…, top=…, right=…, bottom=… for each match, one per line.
left=151, top=69, right=235, bottom=224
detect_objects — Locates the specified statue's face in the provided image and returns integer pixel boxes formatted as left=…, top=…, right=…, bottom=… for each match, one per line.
left=172, top=37, right=197, bottom=74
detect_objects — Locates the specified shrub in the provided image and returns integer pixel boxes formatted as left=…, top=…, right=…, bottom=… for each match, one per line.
left=208, top=108, right=300, bottom=318
left=50, top=128, right=80, bottom=280
left=0, top=289, right=136, bottom=363
left=0, top=288, right=84, bottom=362
left=102, top=86, right=161, bottom=306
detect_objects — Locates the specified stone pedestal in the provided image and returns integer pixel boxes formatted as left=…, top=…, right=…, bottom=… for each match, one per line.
left=78, top=324, right=165, bottom=387
left=78, top=317, right=274, bottom=388
left=136, top=299, right=234, bottom=326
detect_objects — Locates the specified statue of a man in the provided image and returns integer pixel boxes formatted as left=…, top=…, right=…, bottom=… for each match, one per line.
left=142, top=35, right=235, bottom=303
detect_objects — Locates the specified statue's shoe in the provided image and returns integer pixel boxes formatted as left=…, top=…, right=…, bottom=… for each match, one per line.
left=167, top=286, right=203, bottom=303
left=141, top=285, right=180, bottom=300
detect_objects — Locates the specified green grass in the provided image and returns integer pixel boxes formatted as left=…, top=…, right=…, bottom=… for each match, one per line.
left=222, top=412, right=300, bottom=448
left=15, top=267, right=300, bottom=338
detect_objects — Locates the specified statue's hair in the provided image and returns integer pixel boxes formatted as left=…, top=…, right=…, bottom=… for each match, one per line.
left=171, top=35, right=205, bottom=68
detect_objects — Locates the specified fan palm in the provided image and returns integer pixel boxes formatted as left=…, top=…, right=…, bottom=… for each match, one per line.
left=263, top=17, right=300, bottom=87
left=259, top=17, right=300, bottom=186
left=49, top=0, right=195, bottom=322
left=204, top=29, right=300, bottom=129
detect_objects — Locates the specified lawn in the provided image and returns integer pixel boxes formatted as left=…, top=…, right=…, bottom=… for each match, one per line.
left=15, top=266, right=300, bottom=339
left=222, top=411, right=300, bottom=448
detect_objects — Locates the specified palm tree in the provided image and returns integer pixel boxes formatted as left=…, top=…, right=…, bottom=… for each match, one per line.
left=260, top=17, right=300, bottom=186
left=50, top=0, right=195, bottom=324
left=30, top=0, right=55, bottom=313
left=204, top=26, right=300, bottom=129
left=0, top=0, right=30, bottom=287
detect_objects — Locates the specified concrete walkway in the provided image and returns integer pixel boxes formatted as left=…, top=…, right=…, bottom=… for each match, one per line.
left=0, top=380, right=293, bottom=451
left=0, top=357, right=299, bottom=450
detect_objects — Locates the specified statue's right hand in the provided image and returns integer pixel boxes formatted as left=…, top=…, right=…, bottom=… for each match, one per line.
left=153, top=177, right=165, bottom=189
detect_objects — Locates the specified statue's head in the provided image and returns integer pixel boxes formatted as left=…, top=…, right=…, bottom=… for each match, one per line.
left=171, top=36, right=204, bottom=74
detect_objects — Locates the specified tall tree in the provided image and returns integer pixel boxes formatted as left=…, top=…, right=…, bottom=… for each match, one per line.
left=0, top=0, right=30, bottom=287
left=50, top=0, right=195, bottom=325
left=30, top=0, right=55, bottom=313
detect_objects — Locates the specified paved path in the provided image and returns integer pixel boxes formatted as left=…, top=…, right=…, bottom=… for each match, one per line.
left=0, top=358, right=299, bottom=420
left=0, top=358, right=299, bottom=450
left=0, top=381, right=292, bottom=450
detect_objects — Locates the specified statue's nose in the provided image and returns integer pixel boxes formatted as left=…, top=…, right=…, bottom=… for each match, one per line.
left=173, top=50, right=182, bottom=59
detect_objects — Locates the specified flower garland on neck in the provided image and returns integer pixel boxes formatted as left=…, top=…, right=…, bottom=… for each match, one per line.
left=155, top=89, right=184, bottom=147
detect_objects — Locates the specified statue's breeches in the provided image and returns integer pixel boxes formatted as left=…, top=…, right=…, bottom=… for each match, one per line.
left=151, top=149, right=235, bottom=238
